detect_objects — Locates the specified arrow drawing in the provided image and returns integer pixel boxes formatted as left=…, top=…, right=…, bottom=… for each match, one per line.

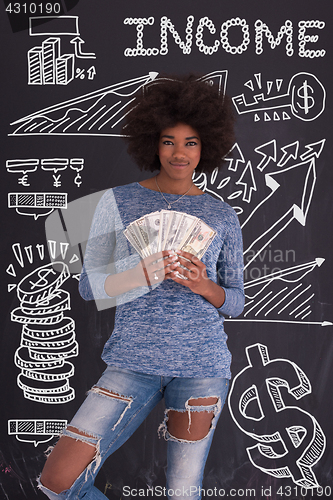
left=244, top=258, right=325, bottom=294
left=70, top=37, right=96, bottom=59
left=235, top=160, right=257, bottom=202
left=300, top=139, right=326, bottom=161
left=223, top=142, right=246, bottom=172
left=242, top=158, right=316, bottom=267
left=225, top=319, right=332, bottom=327
left=255, top=140, right=277, bottom=171
left=278, top=141, right=299, bottom=167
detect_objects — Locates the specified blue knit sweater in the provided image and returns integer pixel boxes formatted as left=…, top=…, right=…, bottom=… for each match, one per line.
left=79, top=182, right=244, bottom=378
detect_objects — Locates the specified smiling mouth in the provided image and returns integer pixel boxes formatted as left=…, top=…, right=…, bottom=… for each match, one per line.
left=170, top=162, right=189, bottom=167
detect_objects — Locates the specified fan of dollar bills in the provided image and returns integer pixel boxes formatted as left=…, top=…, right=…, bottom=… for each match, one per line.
left=123, top=210, right=216, bottom=260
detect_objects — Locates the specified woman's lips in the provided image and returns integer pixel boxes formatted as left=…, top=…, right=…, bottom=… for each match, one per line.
left=170, top=162, right=189, bottom=168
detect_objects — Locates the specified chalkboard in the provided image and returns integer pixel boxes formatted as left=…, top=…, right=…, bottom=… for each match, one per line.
left=1, top=1, right=332, bottom=499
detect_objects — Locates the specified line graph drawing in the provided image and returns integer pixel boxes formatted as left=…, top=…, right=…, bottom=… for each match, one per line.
left=9, top=73, right=159, bottom=136
left=9, top=71, right=226, bottom=136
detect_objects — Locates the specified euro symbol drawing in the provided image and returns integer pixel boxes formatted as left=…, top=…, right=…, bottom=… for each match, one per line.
left=228, top=344, right=326, bottom=488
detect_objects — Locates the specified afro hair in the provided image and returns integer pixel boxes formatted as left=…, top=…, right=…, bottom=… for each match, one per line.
left=122, top=74, right=235, bottom=174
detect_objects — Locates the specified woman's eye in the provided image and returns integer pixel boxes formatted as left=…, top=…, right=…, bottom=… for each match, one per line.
left=187, top=141, right=197, bottom=146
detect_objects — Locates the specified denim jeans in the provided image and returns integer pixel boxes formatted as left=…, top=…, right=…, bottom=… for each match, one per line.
left=38, top=366, right=229, bottom=500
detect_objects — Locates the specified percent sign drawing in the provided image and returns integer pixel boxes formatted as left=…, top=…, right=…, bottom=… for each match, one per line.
left=228, top=343, right=326, bottom=488
left=232, top=72, right=326, bottom=121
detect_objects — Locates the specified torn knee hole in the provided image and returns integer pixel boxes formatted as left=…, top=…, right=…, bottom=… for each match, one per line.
left=165, top=409, right=215, bottom=441
left=90, top=386, right=132, bottom=402
left=66, top=426, right=96, bottom=438
left=188, top=396, right=218, bottom=406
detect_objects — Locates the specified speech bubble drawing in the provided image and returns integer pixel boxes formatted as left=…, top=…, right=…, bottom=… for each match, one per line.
left=70, top=158, right=84, bottom=172
left=8, top=419, right=67, bottom=447
left=41, top=159, right=69, bottom=174
left=6, top=159, right=39, bottom=175
left=8, top=193, right=68, bottom=220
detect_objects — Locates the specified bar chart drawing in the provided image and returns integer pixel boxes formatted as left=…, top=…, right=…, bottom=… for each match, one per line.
left=27, top=17, right=96, bottom=85
left=28, top=37, right=75, bottom=85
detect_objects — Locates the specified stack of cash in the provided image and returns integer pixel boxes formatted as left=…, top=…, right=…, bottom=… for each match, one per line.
left=124, top=210, right=216, bottom=260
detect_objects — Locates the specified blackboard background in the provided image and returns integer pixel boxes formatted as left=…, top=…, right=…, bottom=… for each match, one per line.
left=1, top=1, right=332, bottom=499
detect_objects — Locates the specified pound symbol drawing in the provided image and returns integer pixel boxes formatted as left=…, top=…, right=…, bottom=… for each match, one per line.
left=228, top=343, right=326, bottom=488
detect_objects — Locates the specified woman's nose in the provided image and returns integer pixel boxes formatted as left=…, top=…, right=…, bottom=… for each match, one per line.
left=172, top=145, right=186, bottom=158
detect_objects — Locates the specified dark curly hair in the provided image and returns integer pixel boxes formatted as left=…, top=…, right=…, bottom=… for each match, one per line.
left=122, top=74, right=235, bottom=174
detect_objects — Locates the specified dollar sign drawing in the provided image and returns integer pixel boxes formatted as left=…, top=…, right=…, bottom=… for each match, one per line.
left=296, top=80, right=315, bottom=115
left=228, top=343, right=326, bottom=489
left=29, top=268, right=56, bottom=289
left=289, top=72, right=325, bottom=121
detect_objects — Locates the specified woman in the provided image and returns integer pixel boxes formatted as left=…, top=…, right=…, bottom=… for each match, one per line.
left=39, top=75, right=245, bottom=499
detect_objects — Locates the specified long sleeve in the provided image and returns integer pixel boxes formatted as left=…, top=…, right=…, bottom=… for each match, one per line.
left=216, top=210, right=245, bottom=318
left=78, top=189, right=149, bottom=310
left=79, top=190, right=118, bottom=301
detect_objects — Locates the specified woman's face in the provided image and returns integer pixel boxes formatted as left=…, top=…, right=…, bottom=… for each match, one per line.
left=158, top=123, right=201, bottom=182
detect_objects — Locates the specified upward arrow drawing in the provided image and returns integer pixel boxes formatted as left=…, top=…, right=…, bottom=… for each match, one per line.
left=70, top=37, right=96, bottom=59
left=243, top=158, right=316, bottom=269
left=278, top=141, right=299, bottom=167
left=255, top=140, right=277, bottom=171
left=223, top=143, right=246, bottom=172
left=235, top=160, right=257, bottom=203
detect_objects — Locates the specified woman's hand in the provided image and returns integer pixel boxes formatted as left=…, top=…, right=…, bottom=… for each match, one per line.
left=104, top=251, right=179, bottom=297
left=133, top=250, right=180, bottom=287
left=169, top=250, right=226, bottom=308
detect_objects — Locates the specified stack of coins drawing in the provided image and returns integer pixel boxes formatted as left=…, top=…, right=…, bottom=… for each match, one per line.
left=11, top=262, right=77, bottom=404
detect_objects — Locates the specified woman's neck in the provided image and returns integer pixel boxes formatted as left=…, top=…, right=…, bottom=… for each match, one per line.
left=139, top=174, right=203, bottom=196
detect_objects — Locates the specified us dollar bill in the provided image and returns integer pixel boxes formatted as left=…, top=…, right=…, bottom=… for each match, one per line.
left=179, top=219, right=216, bottom=259
left=171, top=213, right=198, bottom=250
left=123, top=226, right=146, bottom=258
left=131, top=216, right=151, bottom=257
left=159, top=210, right=184, bottom=251
left=144, top=211, right=161, bottom=254
left=124, top=210, right=215, bottom=263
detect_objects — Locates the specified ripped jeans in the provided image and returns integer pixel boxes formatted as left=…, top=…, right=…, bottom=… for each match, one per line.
left=38, top=365, right=229, bottom=500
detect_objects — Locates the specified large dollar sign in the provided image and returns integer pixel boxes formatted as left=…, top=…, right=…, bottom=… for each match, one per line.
left=289, top=72, right=325, bottom=121
left=296, top=80, right=315, bottom=115
left=228, top=344, right=326, bottom=488
left=29, top=268, right=56, bottom=289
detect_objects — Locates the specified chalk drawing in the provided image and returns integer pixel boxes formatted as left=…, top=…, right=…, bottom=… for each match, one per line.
left=228, top=344, right=326, bottom=488
left=8, top=193, right=67, bottom=219
left=7, top=158, right=84, bottom=189
left=193, top=135, right=331, bottom=327
left=28, top=16, right=96, bottom=85
left=10, top=73, right=158, bottom=136
left=8, top=419, right=67, bottom=446
left=232, top=72, right=326, bottom=122
left=10, top=261, right=77, bottom=404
